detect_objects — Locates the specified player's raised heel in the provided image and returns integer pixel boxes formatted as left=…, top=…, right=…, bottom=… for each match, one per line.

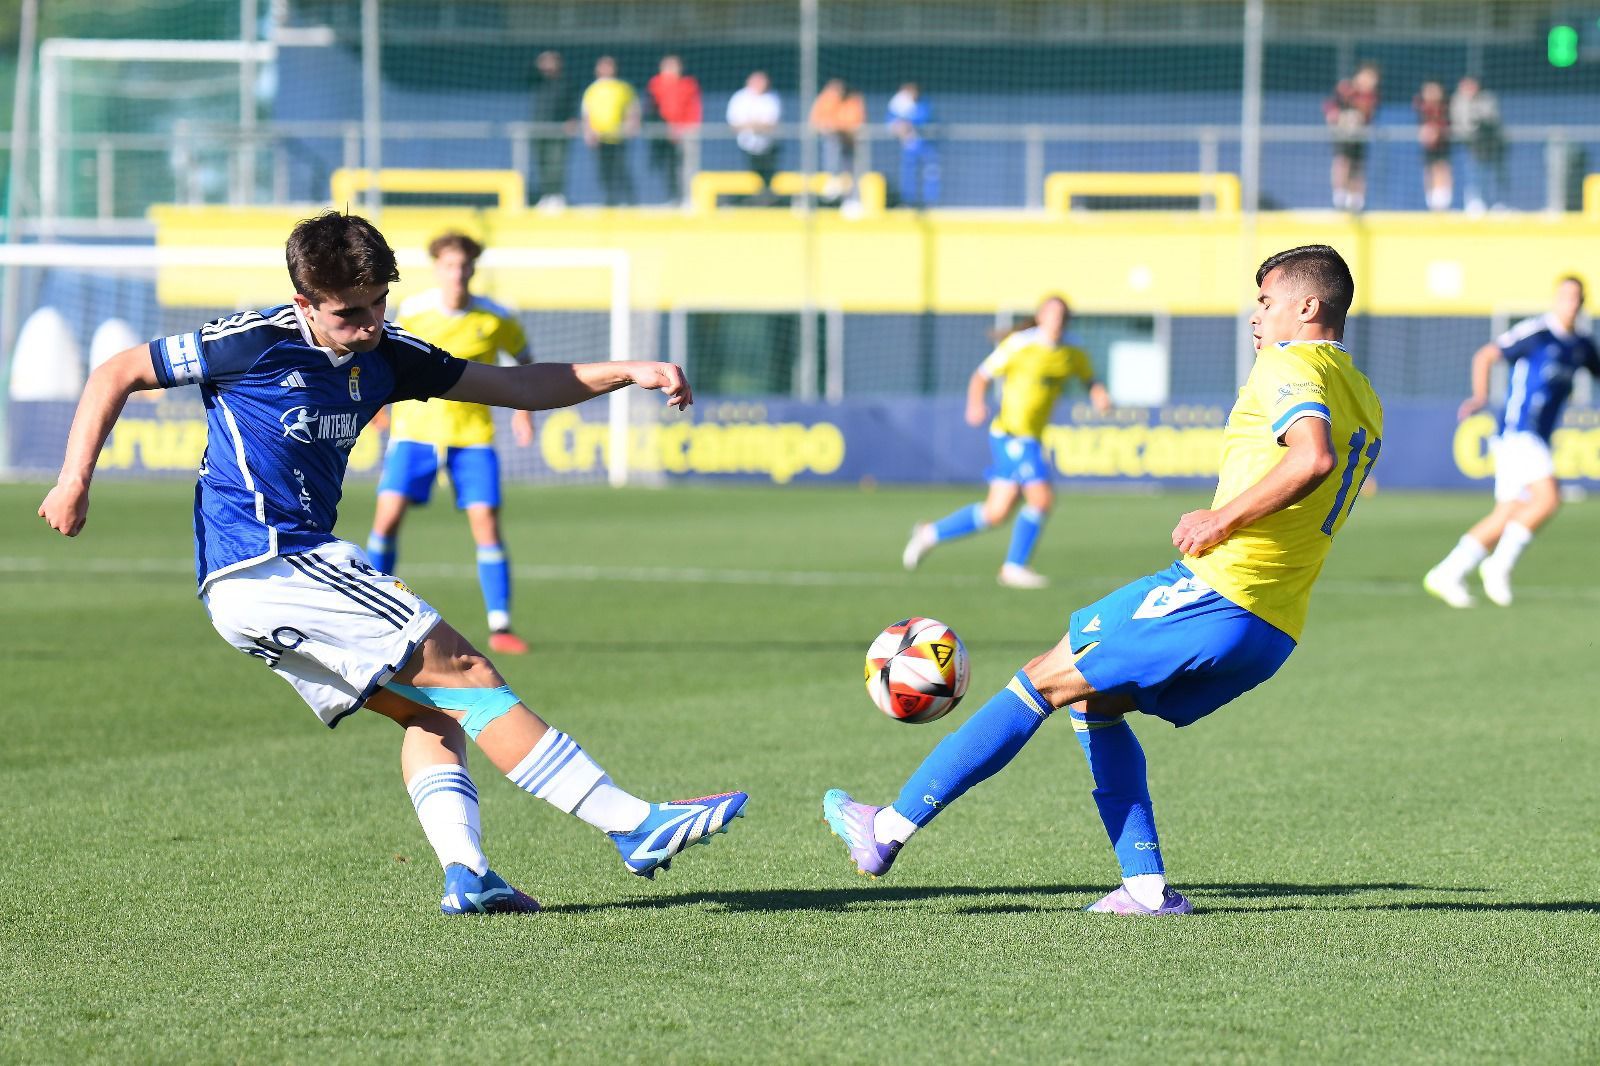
left=440, top=864, right=541, bottom=915
left=610, top=791, right=748, bottom=879
left=1085, top=885, right=1193, bottom=916
left=822, top=788, right=902, bottom=877
left=1423, top=566, right=1474, bottom=609
left=902, top=524, right=935, bottom=571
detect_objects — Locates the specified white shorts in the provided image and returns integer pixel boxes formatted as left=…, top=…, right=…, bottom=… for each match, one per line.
left=202, top=540, right=441, bottom=727
left=1492, top=431, right=1556, bottom=503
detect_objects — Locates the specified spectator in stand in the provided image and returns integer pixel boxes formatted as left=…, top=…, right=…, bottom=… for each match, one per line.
left=726, top=70, right=782, bottom=204
left=1452, top=76, right=1507, bottom=213
left=646, top=55, right=702, bottom=206
left=809, top=79, right=866, bottom=201
left=1414, top=80, right=1453, bottom=211
left=1324, top=62, right=1379, bottom=212
left=888, top=82, right=939, bottom=208
left=531, top=51, right=580, bottom=210
left=582, top=55, right=640, bottom=207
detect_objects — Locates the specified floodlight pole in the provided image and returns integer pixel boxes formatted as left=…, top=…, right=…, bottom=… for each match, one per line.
left=1, top=0, right=41, bottom=473
left=361, top=0, right=382, bottom=215
left=1236, top=0, right=1265, bottom=388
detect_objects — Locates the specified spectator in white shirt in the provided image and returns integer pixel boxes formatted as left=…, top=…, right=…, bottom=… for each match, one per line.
left=726, top=70, right=782, bottom=203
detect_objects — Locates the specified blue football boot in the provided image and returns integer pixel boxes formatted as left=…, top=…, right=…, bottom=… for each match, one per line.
left=440, top=864, right=541, bottom=915
left=609, top=791, right=749, bottom=879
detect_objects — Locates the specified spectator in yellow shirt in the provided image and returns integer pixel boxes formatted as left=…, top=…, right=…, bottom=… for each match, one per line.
left=582, top=55, right=640, bottom=206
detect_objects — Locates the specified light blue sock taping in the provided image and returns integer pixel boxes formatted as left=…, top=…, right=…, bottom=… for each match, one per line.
left=386, top=683, right=521, bottom=739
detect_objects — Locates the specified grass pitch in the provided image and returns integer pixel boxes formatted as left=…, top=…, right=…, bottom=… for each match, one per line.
left=3, top=480, right=1597, bottom=1063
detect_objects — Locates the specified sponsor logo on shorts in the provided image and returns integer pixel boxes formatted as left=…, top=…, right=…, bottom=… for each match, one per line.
left=1083, top=614, right=1102, bottom=633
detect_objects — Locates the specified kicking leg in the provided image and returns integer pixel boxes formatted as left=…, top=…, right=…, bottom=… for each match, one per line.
left=378, top=621, right=746, bottom=879
left=904, top=480, right=1016, bottom=570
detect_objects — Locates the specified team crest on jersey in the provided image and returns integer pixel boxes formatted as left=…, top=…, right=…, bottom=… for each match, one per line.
left=348, top=366, right=362, bottom=401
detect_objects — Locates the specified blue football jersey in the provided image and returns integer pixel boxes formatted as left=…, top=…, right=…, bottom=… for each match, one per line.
left=1494, top=314, right=1600, bottom=440
left=148, top=303, right=466, bottom=587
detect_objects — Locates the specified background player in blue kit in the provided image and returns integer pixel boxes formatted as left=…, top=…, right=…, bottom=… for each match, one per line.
left=38, top=211, right=747, bottom=914
left=1425, top=276, right=1599, bottom=607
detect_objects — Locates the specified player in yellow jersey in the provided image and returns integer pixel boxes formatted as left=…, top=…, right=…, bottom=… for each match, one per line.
left=367, top=233, right=535, bottom=654
left=902, top=295, right=1111, bottom=588
left=825, top=246, right=1383, bottom=915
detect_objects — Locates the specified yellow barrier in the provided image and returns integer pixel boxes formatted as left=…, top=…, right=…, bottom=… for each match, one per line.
left=689, top=170, right=886, bottom=215
left=329, top=168, right=526, bottom=212
left=1584, top=174, right=1600, bottom=219
left=1044, top=172, right=1241, bottom=215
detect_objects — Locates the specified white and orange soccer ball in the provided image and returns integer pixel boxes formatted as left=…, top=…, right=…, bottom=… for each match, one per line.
left=864, top=617, right=970, bottom=724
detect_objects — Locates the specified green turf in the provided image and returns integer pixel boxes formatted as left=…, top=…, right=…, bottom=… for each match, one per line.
left=3, top=480, right=1597, bottom=1064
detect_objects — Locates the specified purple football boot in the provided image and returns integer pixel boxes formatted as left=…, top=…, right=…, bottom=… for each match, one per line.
left=822, top=789, right=901, bottom=877
left=1085, top=884, right=1194, bottom=916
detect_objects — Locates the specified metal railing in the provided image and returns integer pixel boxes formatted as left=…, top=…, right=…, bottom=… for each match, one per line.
left=9, top=118, right=1600, bottom=226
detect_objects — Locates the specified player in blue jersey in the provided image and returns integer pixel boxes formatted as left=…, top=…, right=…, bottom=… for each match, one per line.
left=39, top=211, right=747, bottom=914
left=1425, top=276, right=1599, bottom=608
left=826, top=246, right=1383, bottom=915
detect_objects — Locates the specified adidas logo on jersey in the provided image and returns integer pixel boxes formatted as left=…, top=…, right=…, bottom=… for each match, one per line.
left=279, top=372, right=307, bottom=388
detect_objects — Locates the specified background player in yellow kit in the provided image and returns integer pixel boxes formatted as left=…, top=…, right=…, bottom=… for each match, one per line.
left=368, top=233, right=534, bottom=654
left=902, top=295, right=1111, bottom=589
left=828, top=245, right=1383, bottom=915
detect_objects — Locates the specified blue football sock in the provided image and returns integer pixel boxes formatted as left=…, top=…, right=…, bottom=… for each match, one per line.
left=1004, top=504, right=1047, bottom=567
left=1071, top=708, right=1164, bottom=877
left=366, top=532, right=396, bottom=575
left=929, top=502, right=991, bottom=544
left=891, top=671, right=1053, bottom=827
left=477, top=543, right=511, bottom=626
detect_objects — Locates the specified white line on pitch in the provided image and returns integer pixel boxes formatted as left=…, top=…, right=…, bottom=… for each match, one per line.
left=2, top=555, right=1597, bottom=602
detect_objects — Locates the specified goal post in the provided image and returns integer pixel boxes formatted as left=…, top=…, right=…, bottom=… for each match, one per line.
left=0, top=242, right=638, bottom=486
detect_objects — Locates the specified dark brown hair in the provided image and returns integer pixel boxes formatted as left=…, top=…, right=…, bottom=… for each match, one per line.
left=1558, top=274, right=1586, bottom=298
left=1256, top=245, right=1354, bottom=325
left=993, top=294, right=1071, bottom=342
left=427, top=231, right=484, bottom=261
left=285, top=210, right=400, bottom=303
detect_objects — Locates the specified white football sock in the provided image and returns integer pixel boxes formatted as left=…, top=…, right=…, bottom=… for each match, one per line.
left=487, top=609, right=511, bottom=632
left=1437, top=534, right=1488, bottom=579
left=1487, top=521, right=1533, bottom=571
left=874, top=806, right=919, bottom=846
left=407, top=764, right=487, bottom=875
left=507, top=730, right=648, bottom=833
left=1124, top=873, right=1167, bottom=910
left=573, top=777, right=651, bottom=834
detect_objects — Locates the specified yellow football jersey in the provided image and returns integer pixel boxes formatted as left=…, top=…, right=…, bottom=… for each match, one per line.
left=980, top=328, right=1097, bottom=439
left=582, top=78, right=637, bottom=142
left=1186, top=340, right=1384, bottom=641
left=388, top=291, right=529, bottom=448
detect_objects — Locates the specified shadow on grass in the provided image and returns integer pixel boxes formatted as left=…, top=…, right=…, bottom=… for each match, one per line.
left=545, top=881, right=1541, bottom=916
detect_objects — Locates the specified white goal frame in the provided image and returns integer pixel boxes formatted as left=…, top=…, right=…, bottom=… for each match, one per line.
left=0, top=243, right=634, bottom=485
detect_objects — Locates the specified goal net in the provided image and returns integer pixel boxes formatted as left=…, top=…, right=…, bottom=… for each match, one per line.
left=1, top=243, right=653, bottom=485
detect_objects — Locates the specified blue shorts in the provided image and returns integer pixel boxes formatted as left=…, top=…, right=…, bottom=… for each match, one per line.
left=378, top=440, right=502, bottom=509
left=986, top=433, right=1049, bottom=485
left=1067, top=561, right=1295, bottom=728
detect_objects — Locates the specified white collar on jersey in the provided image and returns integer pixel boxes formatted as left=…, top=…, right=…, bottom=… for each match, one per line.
left=292, top=302, right=359, bottom=367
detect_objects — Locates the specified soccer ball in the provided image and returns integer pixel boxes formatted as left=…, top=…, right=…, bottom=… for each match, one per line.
left=864, top=617, right=970, bottom=724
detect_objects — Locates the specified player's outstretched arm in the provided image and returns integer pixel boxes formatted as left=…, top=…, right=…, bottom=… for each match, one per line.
left=443, top=359, right=692, bottom=412
left=1458, top=342, right=1501, bottom=420
left=39, top=343, right=161, bottom=537
left=1172, top=416, right=1337, bottom=556
left=964, top=368, right=991, bottom=426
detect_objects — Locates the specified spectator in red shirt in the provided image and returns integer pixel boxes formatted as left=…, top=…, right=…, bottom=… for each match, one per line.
left=646, top=55, right=703, bottom=205
left=1414, top=80, right=1453, bottom=211
left=1323, top=61, right=1379, bottom=212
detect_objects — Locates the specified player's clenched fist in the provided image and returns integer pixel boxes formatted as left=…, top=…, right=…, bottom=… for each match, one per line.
left=38, top=479, right=90, bottom=537
left=1171, top=508, right=1231, bottom=557
left=631, top=362, right=693, bottom=410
